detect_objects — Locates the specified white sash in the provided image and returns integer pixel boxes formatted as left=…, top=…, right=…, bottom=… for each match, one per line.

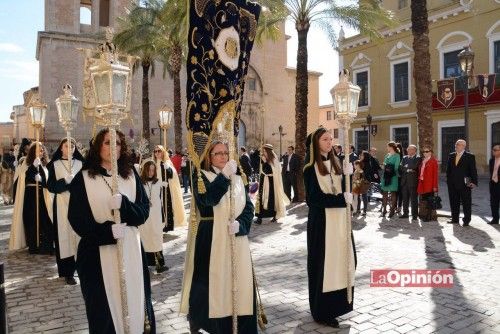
left=83, top=171, right=144, bottom=333
left=314, top=161, right=355, bottom=292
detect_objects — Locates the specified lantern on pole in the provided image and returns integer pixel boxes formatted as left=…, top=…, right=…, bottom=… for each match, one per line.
left=28, top=98, right=47, bottom=248
left=458, top=45, right=475, bottom=144
left=55, top=84, right=80, bottom=171
left=158, top=102, right=174, bottom=150
left=88, top=29, right=132, bottom=333
left=330, top=69, right=360, bottom=304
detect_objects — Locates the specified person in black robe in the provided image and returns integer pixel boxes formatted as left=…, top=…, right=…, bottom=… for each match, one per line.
left=47, top=138, right=85, bottom=285
left=304, top=127, right=356, bottom=328
left=183, top=141, right=256, bottom=334
left=153, top=145, right=176, bottom=233
left=68, top=129, right=155, bottom=333
left=23, top=142, right=54, bottom=255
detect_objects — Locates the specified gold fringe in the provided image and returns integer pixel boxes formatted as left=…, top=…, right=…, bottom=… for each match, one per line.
left=197, top=171, right=206, bottom=194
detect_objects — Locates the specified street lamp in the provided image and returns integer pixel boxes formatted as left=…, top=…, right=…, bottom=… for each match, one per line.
left=458, top=45, right=474, bottom=145
left=158, top=102, right=174, bottom=150
left=330, top=69, right=360, bottom=304
left=272, top=125, right=286, bottom=158
left=55, top=84, right=80, bottom=171
left=28, top=97, right=47, bottom=249
left=88, top=30, right=132, bottom=333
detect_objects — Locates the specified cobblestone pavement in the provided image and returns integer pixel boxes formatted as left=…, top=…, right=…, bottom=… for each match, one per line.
left=0, top=177, right=499, bottom=333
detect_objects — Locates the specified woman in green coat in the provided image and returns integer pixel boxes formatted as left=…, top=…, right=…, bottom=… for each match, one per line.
left=380, top=142, right=400, bottom=218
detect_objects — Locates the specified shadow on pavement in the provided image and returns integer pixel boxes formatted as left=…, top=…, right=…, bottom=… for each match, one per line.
left=452, top=224, right=495, bottom=252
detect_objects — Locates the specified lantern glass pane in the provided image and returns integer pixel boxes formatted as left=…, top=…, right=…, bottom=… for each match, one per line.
left=335, top=93, right=348, bottom=115
left=94, top=74, right=111, bottom=105
left=112, top=73, right=127, bottom=105
left=349, top=91, right=360, bottom=116
left=71, top=100, right=79, bottom=122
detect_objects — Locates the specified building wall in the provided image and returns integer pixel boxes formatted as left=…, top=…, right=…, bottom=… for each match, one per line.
left=339, top=0, right=500, bottom=174
left=0, top=122, right=14, bottom=152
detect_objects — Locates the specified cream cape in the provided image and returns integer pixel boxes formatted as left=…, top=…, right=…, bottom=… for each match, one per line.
left=180, top=171, right=253, bottom=318
left=9, top=162, right=53, bottom=250
left=153, top=159, right=186, bottom=228
left=261, top=159, right=290, bottom=219
left=314, top=160, right=355, bottom=293
left=52, top=159, right=82, bottom=258
left=139, top=180, right=163, bottom=252
left=83, top=170, right=145, bottom=333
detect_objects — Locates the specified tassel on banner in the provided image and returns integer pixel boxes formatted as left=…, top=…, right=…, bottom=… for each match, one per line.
left=197, top=170, right=206, bottom=194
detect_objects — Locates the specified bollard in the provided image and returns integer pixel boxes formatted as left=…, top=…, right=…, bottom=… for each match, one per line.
left=0, top=262, right=7, bottom=334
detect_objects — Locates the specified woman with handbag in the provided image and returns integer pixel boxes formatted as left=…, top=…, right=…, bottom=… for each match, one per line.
left=380, top=142, right=401, bottom=218
left=417, top=147, right=439, bottom=222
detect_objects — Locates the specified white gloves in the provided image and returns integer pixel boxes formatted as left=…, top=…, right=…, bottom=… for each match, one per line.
left=33, top=157, right=41, bottom=168
left=34, top=173, right=42, bottom=182
left=64, top=174, right=74, bottom=184
left=13, top=161, right=18, bottom=167
left=161, top=181, right=169, bottom=188
left=344, top=192, right=353, bottom=204
left=343, top=161, right=353, bottom=175
left=108, top=194, right=122, bottom=210
left=222, top=159, right=238, bottom=178
left=228, top=220, right=240, bottom=235
left=111, top=223, right=126, bottom=239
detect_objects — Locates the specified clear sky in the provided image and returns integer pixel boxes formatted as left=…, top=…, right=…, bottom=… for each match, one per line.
left=0, top=1, right=356, bottom=122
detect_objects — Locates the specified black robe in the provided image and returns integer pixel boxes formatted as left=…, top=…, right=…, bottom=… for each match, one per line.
left=189, top=170, right=257, bottom=334
left=256, top=162, right=275, bottom=219
left=47, top=160, right=76, bottom=278
left=23, top=164, right=53, bottom=254
left=68, top=167, right=155, bottom=334
left=159, top=162, right=175, bottom=232
left=304, top=165, right=357, bottom=322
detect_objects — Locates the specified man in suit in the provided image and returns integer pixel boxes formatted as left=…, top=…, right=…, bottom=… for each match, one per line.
left=399, top=144, right=421, bottom=220
left=446, top=139, right=478, bottom=226
left=239, top=146, right=253, bottom=181
left=281, top=145, right=300, bottom=202
left=488, top=143, right=500, bottom=224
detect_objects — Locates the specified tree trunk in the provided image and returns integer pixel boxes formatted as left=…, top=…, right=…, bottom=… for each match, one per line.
left=411, top=0, right=433, bottom=150
left=142, top=62, right=151, bottom=142
left=171, top=46, right=183, bottom=153
left=294, top=21, right=310, bottom=202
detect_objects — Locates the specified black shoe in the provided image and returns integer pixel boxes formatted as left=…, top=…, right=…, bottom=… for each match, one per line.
left=447, top=220, right=458, bottom=224
left=323, top=318, right=339, bottom=328
left=362, top=212, right=367, bottom=216
left=254, top=218, right=262, bottom=225
left=388, top=211, right=395, bottom=218
left=65, top=277, right=77, bottom=285
left=463, top=222, right=470, bottom=226
left=270, top=217, right=277, bottom=223
left=488, top=220, right=499, bottom=225
left=156, top=265, right=169, bottom=274
left=399, top=214, right=409, bottom=219
left=412, top=216, right=418, bottom=221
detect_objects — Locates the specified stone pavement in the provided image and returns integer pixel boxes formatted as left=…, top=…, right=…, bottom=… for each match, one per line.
left=0, top=176, right=499, bottom=334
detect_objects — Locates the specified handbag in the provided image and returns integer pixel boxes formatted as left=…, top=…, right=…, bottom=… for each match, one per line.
left=428, top=194, right=442, bottom=210
left=359, top=179, right=371, bottom=194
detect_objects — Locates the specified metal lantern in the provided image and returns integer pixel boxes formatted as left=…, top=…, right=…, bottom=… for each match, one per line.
left=330, top=69, right=361, bottom=121
left=55, top=84, right=80, bottom=130
left=158, top=103, right=174, bottom=129
left=29, top=100, right=47, bottom=127
left=458, top=46, right=474, bottom=76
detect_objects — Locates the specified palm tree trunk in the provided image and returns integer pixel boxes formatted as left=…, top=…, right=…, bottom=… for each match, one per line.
left=411, top=0, right=433, bottom=150
left=170, top=46, right=183, bottom=153
left=294, top=21, right=310, bottom=202
left=142, top=62, right=151, bottom=142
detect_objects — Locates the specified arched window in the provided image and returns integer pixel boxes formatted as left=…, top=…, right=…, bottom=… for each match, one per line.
left=436, top=31, right=473, bottom=79
left=238, top=120, right=247, bottom=148
left=80, top=6, right=91, bottom=25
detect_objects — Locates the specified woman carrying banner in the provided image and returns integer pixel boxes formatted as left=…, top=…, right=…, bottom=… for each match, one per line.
left=303, top=127, right=355, bottom=328
left=46, top=138, right=84, bottom=285
left=255, top=144, right=289, bottom=224
left=68, top=128, right=155, bottom=333
left=181, top=140, right=257, bottom=334
left=139, top=160, right=169, bottom=274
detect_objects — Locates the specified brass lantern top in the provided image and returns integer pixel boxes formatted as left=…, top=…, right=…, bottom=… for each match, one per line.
left=158, top=103, right=174, bottom=129
left=55, top=84, right=80, bottom=129
left=458, top=46, right=474, bottom=76
left=330, top=69, right=361, bottom=121
left=29, top=98, right=47, bottom=127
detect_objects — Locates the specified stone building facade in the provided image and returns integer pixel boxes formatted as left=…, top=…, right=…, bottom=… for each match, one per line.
left=338, top=0, right=500, bottom=174
left=15, top=0, right=321, bottom=155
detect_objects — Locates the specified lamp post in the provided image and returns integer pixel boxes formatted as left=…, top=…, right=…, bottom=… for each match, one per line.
left=458, top=45, right=474, bottom=145
left=272, top=125, right=286, bottom=158
left=28, top=98, right=47, bottom=248
left=55, top=84, right=80, bottom=172
left=330, top=69, right=360, bottom=304
left=88, top=31, right=132, bottom=333
left=158, top=102, right=174, bottom=150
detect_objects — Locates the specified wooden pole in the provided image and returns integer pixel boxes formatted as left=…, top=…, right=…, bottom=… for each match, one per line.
left=35, top=127, right=40, bottom=248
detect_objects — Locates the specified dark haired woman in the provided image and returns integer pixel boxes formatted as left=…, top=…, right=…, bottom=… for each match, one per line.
left=46, top=138, right=84, bottom=284
left=255, top=143, right=289, bottom=224
left=180, top=140, right=257, bottom=334
left=139, top=160, right=168, bottom=274
left=303, top=128, right=355, bottom=328
left=380, top=142, right=401, bottom=218
left=68, top=128, right=155, bottom=333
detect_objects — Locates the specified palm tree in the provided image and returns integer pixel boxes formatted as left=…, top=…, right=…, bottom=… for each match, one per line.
left=114, top=2, right=161, bottom=142
left=264, top=0, right=395, bottom=201
left=411, top=0, right=433, bottom=150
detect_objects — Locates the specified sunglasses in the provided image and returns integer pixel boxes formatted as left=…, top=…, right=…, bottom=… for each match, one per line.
left=154, top=150, right=162, bottom=153
left=423, top=150, right=431, bottom=153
